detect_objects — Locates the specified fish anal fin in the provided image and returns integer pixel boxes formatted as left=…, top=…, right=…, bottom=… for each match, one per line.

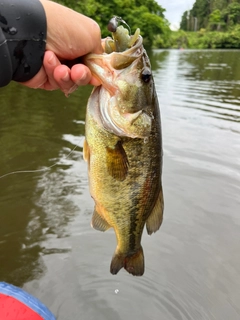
left=110, top=246, right=144, bottom=276
left=83, top=139, right=90, bottom=163
left=91, top=206, right=111, bottom=232
left=106, top=140, right=129, bottom=181
left=146, top=188, right=164, bottom=235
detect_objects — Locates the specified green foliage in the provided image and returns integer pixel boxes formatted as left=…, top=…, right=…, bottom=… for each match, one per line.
left=222, top=2, right=240, bottom=25
left=54, top=0, right=170, bottom=47
left=180, top=0, right=240, bottom=31
left=53, top=0, right=240, bottom=50
left=191, top=0, right=210, bottom=29
left=180, top=11, right=189, bottom=31
left=166, top=25, right=240, bottom=49
left=177, top=0, right=240, bottom=49
left=154, top=29, right=187, bottom=49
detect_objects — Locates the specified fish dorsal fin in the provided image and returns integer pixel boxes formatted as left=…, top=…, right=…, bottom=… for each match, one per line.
left=146, top=188, right=164, bottom=235
left=91, top=206, right=111, bottom=232
left=106, top=140, right=129, bottom=181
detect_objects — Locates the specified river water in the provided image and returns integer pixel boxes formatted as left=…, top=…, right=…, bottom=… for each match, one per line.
left=0, top=50, right=239, bottom=320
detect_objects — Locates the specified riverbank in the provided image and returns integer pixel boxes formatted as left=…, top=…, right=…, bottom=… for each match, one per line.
left=154, top=25, right=240, bottom=49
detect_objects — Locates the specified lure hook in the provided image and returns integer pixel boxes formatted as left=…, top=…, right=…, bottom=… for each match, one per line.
left=107, top=16, right=131, bottom=35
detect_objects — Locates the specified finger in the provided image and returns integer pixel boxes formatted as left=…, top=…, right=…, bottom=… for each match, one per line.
left=70, top=64, right=92, bottom=86
left=44, top=52, right=79, bottom=94
left=70, top=64, right=101, bottom=86
left=53, top=65, right=77, bottom=94
left=42, top=51, right=61, bottom=90
left=21, top=51, right=61, bottom=90
left=89, top=76, right=102, bottom=87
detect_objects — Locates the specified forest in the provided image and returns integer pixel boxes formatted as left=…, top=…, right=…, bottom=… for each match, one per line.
left=54, top=0, right=240, bottom=49
left=180, top=0, right=240, bottom=31
left=173, top=0, right=240, bottom=49
left=54, top=0, right=171, bottom=47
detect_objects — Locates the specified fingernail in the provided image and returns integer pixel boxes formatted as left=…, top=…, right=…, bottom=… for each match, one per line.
left=62, top=71, right=70, bottom=82
left=48, top=53, right=56, bottom=66
left=80, top=72, right=87, bottom=81
left=76, top=70, right=87, bottom=85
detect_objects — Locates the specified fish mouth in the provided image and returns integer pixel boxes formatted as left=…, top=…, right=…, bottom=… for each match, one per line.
left=83, top=36, right=143, bottom=95
left=84, top=27, right=152, bottom=139
left=98, top=87, right=152, bottom=138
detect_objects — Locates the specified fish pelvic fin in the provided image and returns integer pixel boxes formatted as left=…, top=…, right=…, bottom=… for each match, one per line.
left=110, top=246, right=144, bottom=276
left=106, top=140, right=129, bottom=181
left=91, top=206, right=111, bottom=232
left=146, top=188, right=164, bottom=235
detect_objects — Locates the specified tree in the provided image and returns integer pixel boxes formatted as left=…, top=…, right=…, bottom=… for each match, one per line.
left=222, top=2, right=240, bottom=26
left=180, top=11, right=189, bottom=31
left=209, top=9, right=225, bottom=30
left=54, top=0, right=170, bottom=47
left=191, top=0, right=211, bottom=29
left=180, top=0, right=240, bottom=32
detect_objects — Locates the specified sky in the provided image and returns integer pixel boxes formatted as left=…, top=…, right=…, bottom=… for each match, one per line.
left=157, top=0, right=196, bottom=30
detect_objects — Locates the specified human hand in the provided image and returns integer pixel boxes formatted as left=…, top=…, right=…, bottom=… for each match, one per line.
left=22, top=0, right=102, bottom=93
left=22, top=51, right=101, bottom=94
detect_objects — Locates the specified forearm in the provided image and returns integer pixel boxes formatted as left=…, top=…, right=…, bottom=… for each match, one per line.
left=0, top=0, right=46, bottom=87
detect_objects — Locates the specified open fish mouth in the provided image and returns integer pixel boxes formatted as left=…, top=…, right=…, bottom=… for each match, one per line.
left=84, top=27, right=144, bottom=95
left=84, top=22, right=154, bottom=139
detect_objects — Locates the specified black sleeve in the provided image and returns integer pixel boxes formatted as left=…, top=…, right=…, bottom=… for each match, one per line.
left=0, top=0, right=46, bottom=87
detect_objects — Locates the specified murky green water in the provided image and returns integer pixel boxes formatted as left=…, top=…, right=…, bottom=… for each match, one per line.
left=0, top=50, right=240, bottom=319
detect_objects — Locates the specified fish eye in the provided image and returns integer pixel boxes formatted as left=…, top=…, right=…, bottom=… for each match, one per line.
left=141, top=68, right=152, bottom=83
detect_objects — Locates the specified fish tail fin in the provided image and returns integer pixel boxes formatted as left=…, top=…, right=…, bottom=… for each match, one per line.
left=110, top=246, right=144, bottom=276
left=124, top=246, right=145, bottom=276
left=110, top=252, right=125, bottom=275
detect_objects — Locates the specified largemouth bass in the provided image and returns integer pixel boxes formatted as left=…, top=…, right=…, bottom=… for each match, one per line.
left=83, top=19, right=164, bottom=276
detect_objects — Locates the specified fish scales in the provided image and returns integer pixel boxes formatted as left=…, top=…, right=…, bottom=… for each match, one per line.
left=83, top=24, right=164, bottom=276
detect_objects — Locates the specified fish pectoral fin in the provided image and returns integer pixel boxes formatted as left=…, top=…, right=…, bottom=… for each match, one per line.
left=91, top=206, right=111, bottom=232
left=106, top=140, right=129, bottom=181
left=146, top=188, right=164, bottom=235
left=83, top=139, right=90, bottom=163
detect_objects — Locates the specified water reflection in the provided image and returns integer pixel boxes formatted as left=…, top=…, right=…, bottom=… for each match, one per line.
left=0, top=50, right=240, bottom=319
left=0, top=83, right=91, bottom=286
left=183, top=50, right=240, bottom=82
left=148, top=49, right=170, bottom=71
left=154, top=49, right=240, bottom=134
